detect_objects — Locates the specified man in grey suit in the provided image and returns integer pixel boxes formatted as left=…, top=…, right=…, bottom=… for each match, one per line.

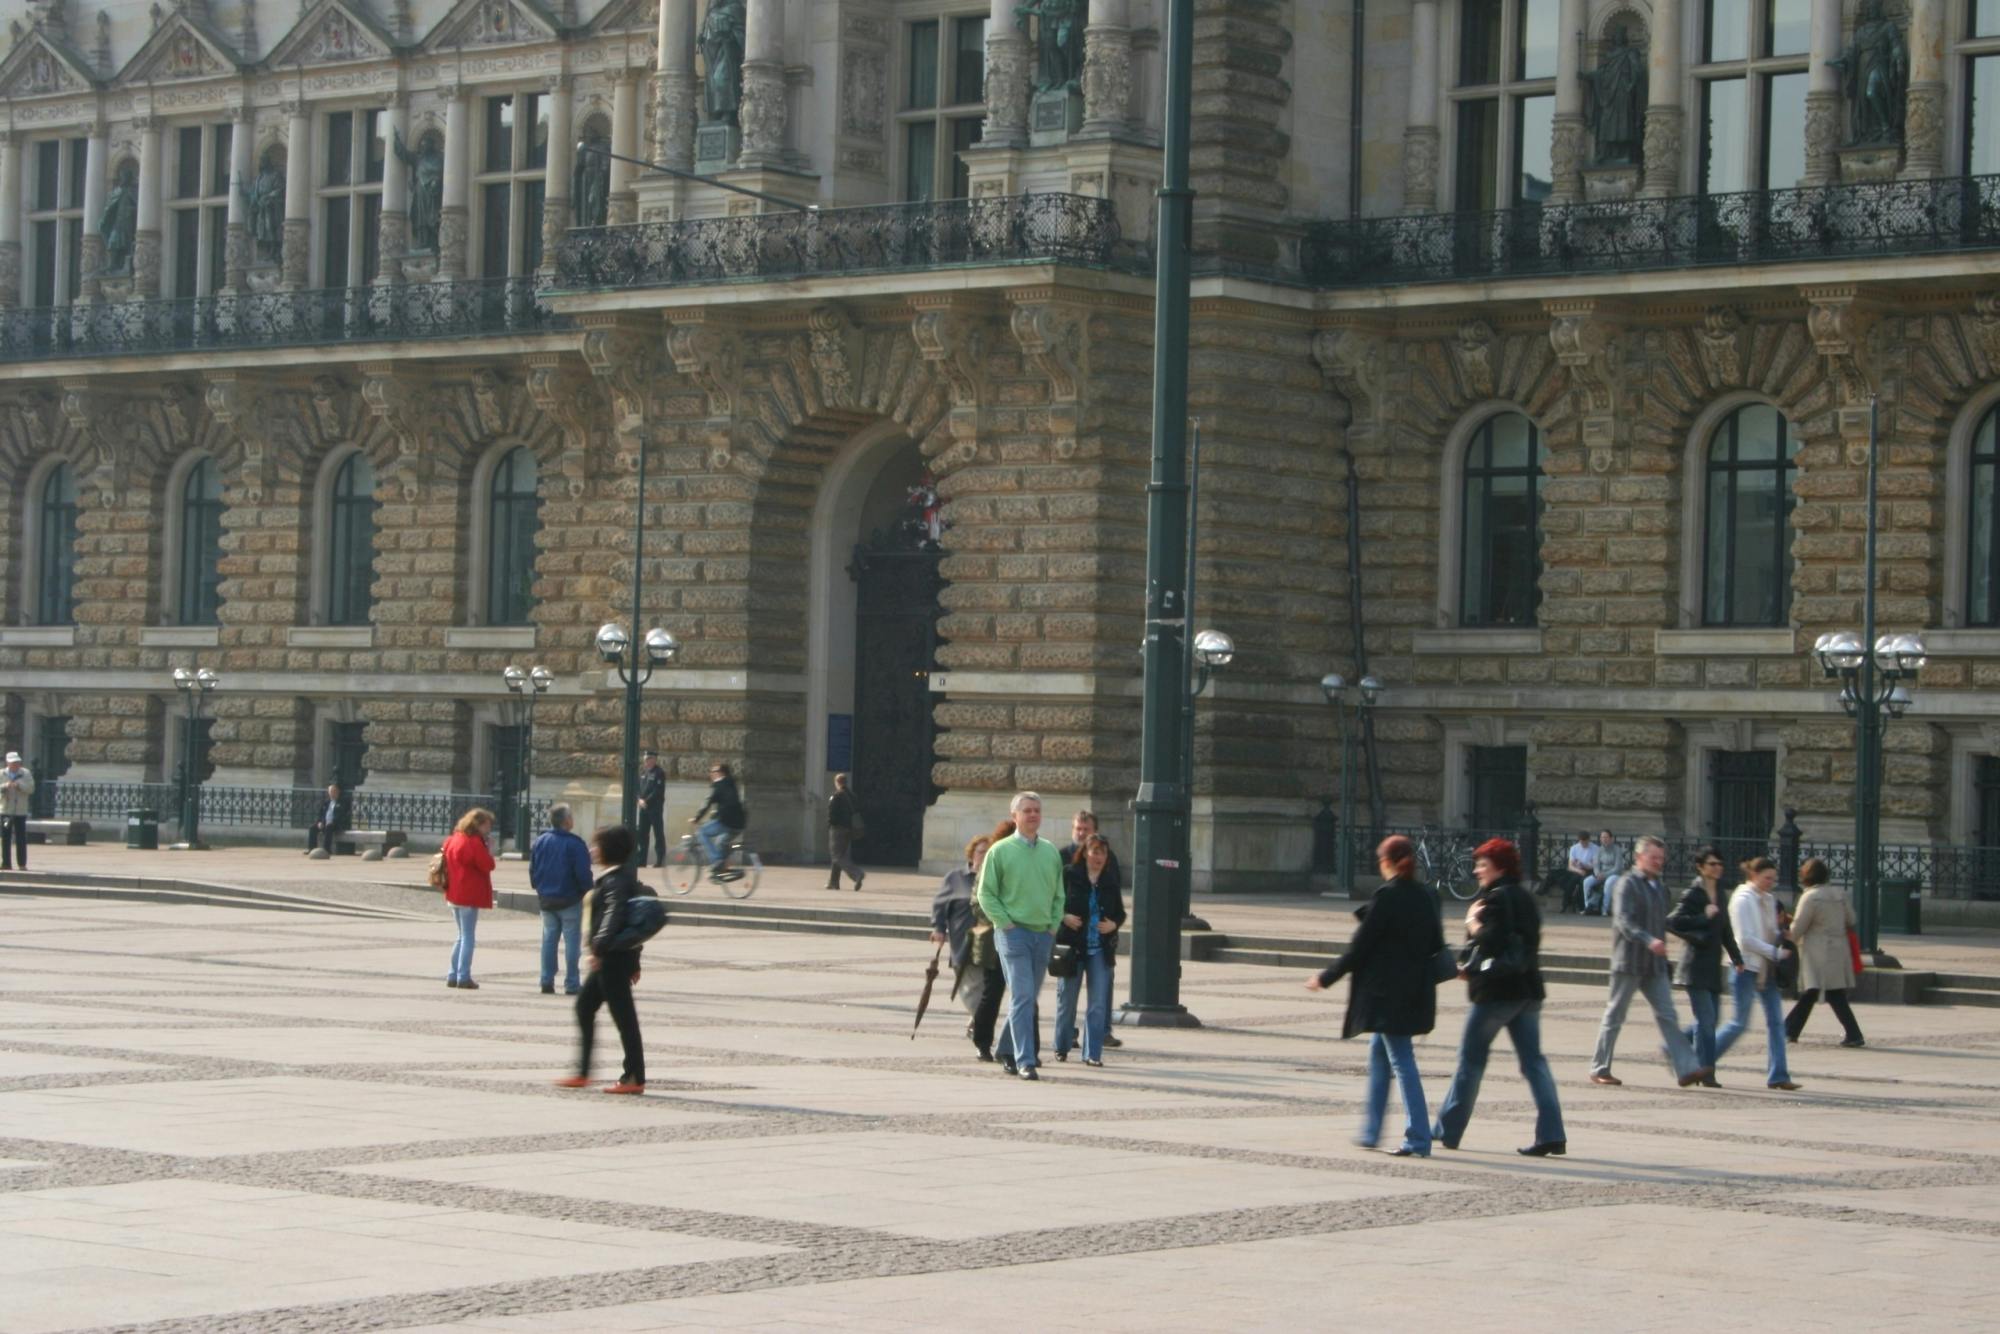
left=1589, top=835, right=1713, bottom=1088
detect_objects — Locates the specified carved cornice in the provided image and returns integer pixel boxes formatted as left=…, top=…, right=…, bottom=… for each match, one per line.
left=1311, top=319, right=1389, bottom=431
left=1544, top=298, right=1626, bottom=470
left=662, top=311, right=742, bottom=422
left=1800, top=283, right=1882, bottom=408
left=806, top=306, right=861, bottom=413
left=359, top=364, right=435, bottom=499
left=579, top=319, right=660, bottom=439
left=524, top=353, right=595, bottom=499
left=1696, top=305, right=1749, bottom=387
left=909, top=294, right=990, bottom=459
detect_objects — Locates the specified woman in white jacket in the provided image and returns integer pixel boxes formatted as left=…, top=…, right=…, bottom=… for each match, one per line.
left=1716, top=856, right=1800, bottom=1091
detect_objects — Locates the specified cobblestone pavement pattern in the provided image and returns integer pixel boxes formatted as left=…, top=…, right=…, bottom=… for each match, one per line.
left=2, top=889, right=1999, bottom=1332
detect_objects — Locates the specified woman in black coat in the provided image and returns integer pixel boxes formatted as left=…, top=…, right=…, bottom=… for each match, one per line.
left=556, top=825, right=655, bottom=1095
left=1431, top=839, right=1567, bottom=1157
left=1668, top=845, right=1741, bottom=1083
left=1307, top=835, right=1445, bottom=1157
left=1052, top=834, right=1126, bottom=1065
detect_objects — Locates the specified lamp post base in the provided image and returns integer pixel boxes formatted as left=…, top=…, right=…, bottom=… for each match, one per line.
left=1180, top=912, right=1211, bottom=931
left=1116, top=1003, right=1203, bottom=1029
left=164, top=841, right=209, bottom=852
left=1867, top=949, right=1903, bottom=970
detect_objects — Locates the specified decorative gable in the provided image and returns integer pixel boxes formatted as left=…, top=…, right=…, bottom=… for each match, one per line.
left=117, top=12, right=243, bottom=84
left=422, top=0, right=561, bottom=51
left=586, top=0, right=656, bottom=34
left=0, top=31, right=99, bottom=98
left=265, top=0, right=398, bottom=67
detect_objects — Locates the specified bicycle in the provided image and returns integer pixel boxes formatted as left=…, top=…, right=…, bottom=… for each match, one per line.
left=665, top=827, right=762, bottom=899
left=1414, top=827, right=1480, bottom=901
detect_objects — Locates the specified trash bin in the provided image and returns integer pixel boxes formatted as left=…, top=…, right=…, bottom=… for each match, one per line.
left=125, top=809, right=159, bottom=851
left=1879, top=876, right=1921, bottom=934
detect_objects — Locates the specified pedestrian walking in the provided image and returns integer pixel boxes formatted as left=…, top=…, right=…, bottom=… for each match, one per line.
left=975, top=791, right=1067, bottom=1080
left=1059, top=810, right=1124, bottom=1050
left=1588, top=834, right=1712, bottom=1088
left=530, top=803, right=593, bottom=996
left=1785, top=857, right=1865, bottom=1048
left=441, top=808, right=497, bottom=990
left=636, top=750, right=667, bottom=867
left=931, top=827, right=1010, bottom=1062
left=0, top=752, right=34, bottom=871
left=303, top=782, right=350, bottom=856
left=825, top=772, right=867, bottom=891
left=556, top=824, right=654, bottom=1094
left=689, top=760, right=747, bottom=877
left=1718, top=856, right=1801, bottom=1090
left=1668, top=846, right=1742, bottom=1083
left=1307, top=835, right=1445, bottom=1157
left=1052, top=834, right=1125, bottom=1066
left=1431, top=838, right=1567, bottom=1157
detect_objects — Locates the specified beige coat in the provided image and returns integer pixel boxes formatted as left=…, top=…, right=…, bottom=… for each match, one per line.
left=1791, top=884, right=1858, bottom=992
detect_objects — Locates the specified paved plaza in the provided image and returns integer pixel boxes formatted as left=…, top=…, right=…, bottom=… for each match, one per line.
left=2, top=882, right=1999, bottom=1332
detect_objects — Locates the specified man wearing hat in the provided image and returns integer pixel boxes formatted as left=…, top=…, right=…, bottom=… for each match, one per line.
left=0, top=752, right=35, bottom=871
left=636, top=749, right=667, bottom=868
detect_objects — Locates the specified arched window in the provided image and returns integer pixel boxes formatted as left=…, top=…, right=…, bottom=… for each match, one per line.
left=486, top=447, right=540, bottom=626
left=177, top=457, right=225, bottom=625
left=1970, top=402, right=1999, bottom=627
left=1460, top=412, right=1546, bottom=627
left=326, top=453, right=378, bottom=626
left=1703, top=403, right=1799, bottom=627
left=37, top=463, right=79, bottom=626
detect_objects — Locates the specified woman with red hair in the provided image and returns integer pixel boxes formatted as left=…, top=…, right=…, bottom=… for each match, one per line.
left=1307, top=834, right=1445, bottom=1157
left=1431, top=838, right=1567, bottom=1157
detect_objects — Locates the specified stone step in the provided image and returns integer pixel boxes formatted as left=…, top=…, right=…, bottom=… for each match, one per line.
left=1929, top=972, right=2000, bottom=992
left=0, top=873, right=428, bottom=922
left=1918, top=987, right=2000, bottom=1008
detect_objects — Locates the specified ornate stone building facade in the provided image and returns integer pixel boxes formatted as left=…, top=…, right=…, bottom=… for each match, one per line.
left=1, top=0, right=1997, bottom=881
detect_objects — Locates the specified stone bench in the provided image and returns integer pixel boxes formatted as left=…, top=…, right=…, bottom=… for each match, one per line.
left=335, top=829, right=408, bottom=861
left=25, top=819, right=90, bottom=845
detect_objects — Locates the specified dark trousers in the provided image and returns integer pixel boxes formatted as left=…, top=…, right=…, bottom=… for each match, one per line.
left=306, top=821, right=338, bottom=853
left=971, top=963, right=1006, bottom=1055
left=637, top=805, right=666, bottom=865
left=1786, top=987, right=1863, bottom=1042
left=1550, top=870, right=1583, bottom=914
left=576, top=951, right=645, bottom=1085
left=1, top=815, right=26, bottom=869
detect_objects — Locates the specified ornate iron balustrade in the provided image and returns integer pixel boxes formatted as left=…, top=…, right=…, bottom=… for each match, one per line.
left=0, top=276, right=561, bottom=363
left=554, top=191, right=1123, bottom=291
left=48, top=781, right=178, bottom=823
left=1302, top=173, right=2000, bottom=285
left=48, top=781, right=549, bottom=838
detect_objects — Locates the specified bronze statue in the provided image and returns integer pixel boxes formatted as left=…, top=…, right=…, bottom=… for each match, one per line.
left=241, top=152, right=286, bottom=264
left=98, top=161, right=138, bottom=274
left=699, top=0, right=747, bottom=122
left=573, top=133, right=611, bottom=229
left=1830, top=0, right=1908, bottom=146
left=1581, top=28, right=1648, bottom=165
left=1016, top=0, right=1085, bottom=94
left=393, top=128, right=444, bottom=253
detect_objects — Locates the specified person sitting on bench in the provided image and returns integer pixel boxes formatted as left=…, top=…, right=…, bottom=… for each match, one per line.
left=306, top=783, right=352, bottom=855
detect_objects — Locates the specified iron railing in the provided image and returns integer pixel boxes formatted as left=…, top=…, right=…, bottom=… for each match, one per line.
left=553, top=191, right=1123, bottom=290
left=48, top=780, right=549, bottom=838
left=1301, top=173, right=2000, bottom=285
left=0, top=276, right=561, bottom=363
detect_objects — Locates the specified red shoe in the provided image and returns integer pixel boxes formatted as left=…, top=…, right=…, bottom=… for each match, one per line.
left=552, top=1076, right=589, bottom=1089
left=602, top=1082, right=645, bottom=1095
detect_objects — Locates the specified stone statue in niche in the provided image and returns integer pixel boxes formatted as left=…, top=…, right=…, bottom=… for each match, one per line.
left=1016, top=0, right=1085, bottom=93
left=1830, top=0, right=1908, bottom=146
left=698, top=0, right=746, bottom=122
left=241, top=150, right=286, bottom=263
left=98, top=161, right=138, bottom=274
left=1581, top=27, right=1647, bottom=165
left=573, top=131, right=611, bottom=228
left=393, top=128, right=444, bottom=252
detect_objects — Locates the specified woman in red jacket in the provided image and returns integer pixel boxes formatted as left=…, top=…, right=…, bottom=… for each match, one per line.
left=443, top=807, right=497, bottom=989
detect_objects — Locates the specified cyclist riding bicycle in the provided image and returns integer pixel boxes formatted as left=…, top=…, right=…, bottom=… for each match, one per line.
left=689, top=760, right=748, bottom=880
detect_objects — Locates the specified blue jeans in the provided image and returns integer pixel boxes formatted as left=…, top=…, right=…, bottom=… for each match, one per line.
left=695, top=818, right=732, bottom=869
left=1432, top=999, right=1566, bottom=1150
left=1361, top=1032, right=1430, bottom=1155
left=1718, top=968, right=1791, bottom=1084
left=1682, top=987, right=1721, bottom=1069
left=1054, top=950, right=1114, bottom=1061
left=540, top=902, right=583, bottom=992
left=448, top=905, right=479, bottom=983
left=995, top=926, right=1053, bottom=1071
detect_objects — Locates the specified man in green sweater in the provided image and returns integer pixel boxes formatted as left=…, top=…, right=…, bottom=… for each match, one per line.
left=976, top=791, right=1067, bottom=1080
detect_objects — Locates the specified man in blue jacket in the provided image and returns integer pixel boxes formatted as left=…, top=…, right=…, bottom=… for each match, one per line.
left=531, top=803, right=594, bottom=995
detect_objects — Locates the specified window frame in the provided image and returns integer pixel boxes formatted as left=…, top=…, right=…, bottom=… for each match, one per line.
left=316, top=107, right=386, bottom=290
left=25, top=136, right=88, bottom=309
left=323, top=451, right=379, bottom=628
left=35, top=461, right=80, bottom=627
left=1967, top=400, right=2000, bottom=627
left=1693, top=0, right=1810, bottom=194
left=472, top=90, right=549, bottom=280
left=1447, top=0, right=1558, bottom=211
left=894, top=12, right=987, bottom=203
left=1959, top=3, right=2000, bottom=175
left=173, top=455, right=226, bottom=627
left=166, top=122, right=232, bottom=299
left=1700, top=402, right=1800, bottom=628
left=483, top=446, right=543, bottom=627
left=1457, top=411, right=1549, bottom=628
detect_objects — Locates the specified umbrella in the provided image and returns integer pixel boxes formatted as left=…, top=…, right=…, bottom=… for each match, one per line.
left=910, top=942, right=943, bottom=1039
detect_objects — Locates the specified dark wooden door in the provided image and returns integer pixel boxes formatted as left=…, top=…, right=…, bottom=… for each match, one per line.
left=848, top=534, right=944, bottom=867
left=30, top=716, right=69, bottom=818
left=1709, top=749, right=1776, bottom=862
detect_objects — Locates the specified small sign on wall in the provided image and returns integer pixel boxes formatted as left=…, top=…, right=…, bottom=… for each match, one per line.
left=827, top=713, right=853, bottom=773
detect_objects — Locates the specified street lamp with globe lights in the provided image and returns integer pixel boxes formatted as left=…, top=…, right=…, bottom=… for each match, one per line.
left=1321, top=671, right=1383, bottom=899
left=599, top=621, right=679, bottom=835
left=500, top=664, right=554, bottom=857
left=1176, top=628, right=1235, bottom=931
left=170, top=666, right=219, bottom=850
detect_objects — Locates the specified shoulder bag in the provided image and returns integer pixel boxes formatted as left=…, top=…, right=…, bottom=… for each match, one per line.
left=1049, top=942, right=1079, bottom=979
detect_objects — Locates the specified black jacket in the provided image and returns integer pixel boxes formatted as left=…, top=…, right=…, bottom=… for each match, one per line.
left=1669, top=879, right=1745, bottom=993
left=1055, top=859, right=1127, bottom=959
left=695, top=775, right=745, bottom=830
left=588, top=864, right=657, bottom=958
left=1060, top=841, right=1124, bottom=888
left=1459, top=878, right=1546, bottom=1006
left=313, top=793, right=352, bottom=833
left=637, top=765, right=666, bottom=812
left=828, top=789, right=856, bottom=830
left=1317, top=876, right=1445, bottom=1039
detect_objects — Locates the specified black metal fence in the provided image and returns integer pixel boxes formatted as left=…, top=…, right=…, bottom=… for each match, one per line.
left=1301, top=173, right=2000, bottom=286
left=0, top=277, right=560, bottom=363
left=48, top=781, right=549, bottom=839
left=553, top=191, right=1123, bottom=291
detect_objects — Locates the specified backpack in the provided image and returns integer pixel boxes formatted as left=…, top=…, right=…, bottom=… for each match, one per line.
left=428, top=850, right=449, bottom=893
left=602, top=894, right=667, bottom=953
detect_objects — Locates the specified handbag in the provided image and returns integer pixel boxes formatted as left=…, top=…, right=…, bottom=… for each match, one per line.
left=427, top=851, right=449, bottom=893
left=1049, top=943, right=1080, bottom=979
left=602, top=894, right=667, bottom=953
left=1460, top=932, right=1530, bottom=983
left=1848, top=927, right=1865, bottom=975
left=1429, top=943, right=1461, bottom=985
left=850, top=810, right=867, bottom=840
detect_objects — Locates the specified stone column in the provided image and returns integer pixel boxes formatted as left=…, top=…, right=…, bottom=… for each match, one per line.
left=1803, top=0, right=1842, bottom=183
left=1902, top=0, right=1946, bottom=178
left=1403, top=0, right=1441, bottom=212
left=439, top=89, right=469, bottom=279
left=132, top=117, right=162, bottom=297
left=541, top=78, right=573, bottom=270
left=737, top=0, right=788, bottom=168
left=223, top=104, right=253, bottom=291
left=984, top=0, right=1031, bottom=149
left=281, top=101, right=312, bottom=289
left=1640, top=0, right=1684, bottom=197
left=79, top=123, right=107, bottom=302
left=377, top=96, right=408, bottom=281
left=654, top=0, right=697, bottom=172
left=0, top=133, right=21, bottom=308
left=1549, top=0, right=1586, bottom=202
left=609, top=72, right=640, bottom=222
left=1080, top=0, right=1134, bottom=136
